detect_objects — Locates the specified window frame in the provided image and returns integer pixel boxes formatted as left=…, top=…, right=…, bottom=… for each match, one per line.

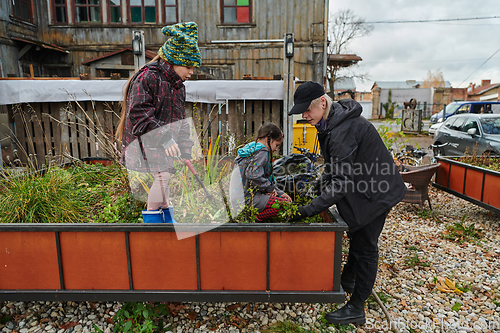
left=164, top=0, right=178, bottom=24
left=51, top=0, right=69, bottom=24
left=128, top=0, right=158, bottom=24
left=11, top=0, right=34, bottom=23
left=108, top=0, right=122, bottom=24
left=220, top=0, right=252, bottom=25
left=73, top=0, right=103, bottom=24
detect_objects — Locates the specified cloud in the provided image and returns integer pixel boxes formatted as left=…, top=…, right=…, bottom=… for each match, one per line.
left=330, top=0, right=500, bottom=91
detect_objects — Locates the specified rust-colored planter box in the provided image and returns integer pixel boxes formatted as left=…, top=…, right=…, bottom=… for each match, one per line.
left=433, top=156, right=500, bottom=215
left=0, top=208, right=348, bottom=304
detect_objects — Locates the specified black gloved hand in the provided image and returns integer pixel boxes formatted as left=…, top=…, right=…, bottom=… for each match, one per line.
left=289, top=206, right=308, bottom=222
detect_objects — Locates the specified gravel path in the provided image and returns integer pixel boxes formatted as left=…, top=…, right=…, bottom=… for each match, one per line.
left=1, top=186, right=500, bottom=333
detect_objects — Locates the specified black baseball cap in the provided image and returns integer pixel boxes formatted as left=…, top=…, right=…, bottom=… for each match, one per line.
left=288, top=81, right=326, bottom=115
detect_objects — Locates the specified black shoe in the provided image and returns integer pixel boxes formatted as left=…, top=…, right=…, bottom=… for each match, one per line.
left=324, top=303, right=365, bottom=325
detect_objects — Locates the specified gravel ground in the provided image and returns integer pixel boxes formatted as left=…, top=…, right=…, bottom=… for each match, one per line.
left=1, top=186, right=500, bottom=333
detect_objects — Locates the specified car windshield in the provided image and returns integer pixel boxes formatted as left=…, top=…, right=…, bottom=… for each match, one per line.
left=480, top=117, right=500, bottom=134
left=444, top=104, right=461, bottom=115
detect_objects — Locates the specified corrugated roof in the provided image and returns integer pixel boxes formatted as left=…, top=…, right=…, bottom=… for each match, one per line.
left=468, top=83, right=500, bottom=96
left=82, top=47, right=157, bottom=65
left=328, top=54, right=362, bottom=68
left=11, top=37, right=68, bottom=53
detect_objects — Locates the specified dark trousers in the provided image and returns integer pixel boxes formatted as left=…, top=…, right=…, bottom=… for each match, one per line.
left=341, top=209, right=390, bottom=302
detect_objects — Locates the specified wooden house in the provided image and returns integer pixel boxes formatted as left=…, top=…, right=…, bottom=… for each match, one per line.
left=0, top=0, right=329, bottom=81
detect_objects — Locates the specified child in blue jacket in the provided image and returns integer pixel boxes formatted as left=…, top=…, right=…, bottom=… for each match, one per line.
left=235, top=122, right=292, bottom=221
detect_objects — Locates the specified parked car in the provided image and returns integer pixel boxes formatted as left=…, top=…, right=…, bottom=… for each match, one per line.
left=433, top=114, right=500, bottom=156
left=429, top=122, right=443, bottom=136
left=430, top=101, right=500, bottom=124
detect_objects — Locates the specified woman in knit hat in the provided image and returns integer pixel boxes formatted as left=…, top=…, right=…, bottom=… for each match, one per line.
left=116, top=22, right=201, bottom=222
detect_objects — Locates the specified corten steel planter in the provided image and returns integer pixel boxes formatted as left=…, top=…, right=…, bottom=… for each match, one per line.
left=0, top=208, right=348, bottom=304
left=433, top=156, right=500, bottom=215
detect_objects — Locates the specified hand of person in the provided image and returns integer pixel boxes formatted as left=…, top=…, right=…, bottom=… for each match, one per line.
left=266, top=189, right=278, bottom=197
left=165, top=142, right=181, bottom=157
left=281, top=193, right=292, bottom=202
left=289, top=206, right=308, bottom=222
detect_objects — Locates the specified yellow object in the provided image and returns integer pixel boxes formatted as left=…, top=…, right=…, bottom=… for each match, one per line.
left=436, top=276, right=463, bottom=294
left=292, top=122, right=320, bottom=154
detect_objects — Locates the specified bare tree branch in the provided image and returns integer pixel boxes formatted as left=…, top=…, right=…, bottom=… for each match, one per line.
left=327, top=9, right=373, bottom=95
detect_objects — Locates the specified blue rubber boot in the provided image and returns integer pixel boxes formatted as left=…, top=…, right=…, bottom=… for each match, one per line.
left=162, top=207, right=177, bottom=223
left=142, top=209, right=165, bottom=223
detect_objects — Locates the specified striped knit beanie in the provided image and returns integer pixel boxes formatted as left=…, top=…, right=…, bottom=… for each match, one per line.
left=158, top=22, right=201, bottom=68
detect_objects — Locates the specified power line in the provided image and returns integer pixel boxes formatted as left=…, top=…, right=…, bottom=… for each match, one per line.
left=362, top=15, right=500, bottom=24
left=362, top=57, right=497, bottom=64
left=456, top=46, right=500, bottom=88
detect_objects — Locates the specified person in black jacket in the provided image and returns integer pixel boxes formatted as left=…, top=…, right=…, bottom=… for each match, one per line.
left=288, top=81, right=406, bottom=325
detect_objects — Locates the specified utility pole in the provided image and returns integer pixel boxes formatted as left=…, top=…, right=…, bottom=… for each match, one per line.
left=283, top=33, right=295, bottom=155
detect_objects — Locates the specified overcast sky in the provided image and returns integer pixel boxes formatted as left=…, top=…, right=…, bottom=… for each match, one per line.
left=328, top=0, right=500, bottom=92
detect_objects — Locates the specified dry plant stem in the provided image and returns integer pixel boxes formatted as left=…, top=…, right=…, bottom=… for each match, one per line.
left=44, top=91, right=121, bottom=162
left=371, top=288, right=401, bottom=333
left=199, top=103, right=226, bottom=144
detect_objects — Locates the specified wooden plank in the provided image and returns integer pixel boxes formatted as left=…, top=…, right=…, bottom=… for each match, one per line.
left=50, top=103, right=63, bottom=161
left=67, top=102, right=79, bottom=159
left=11, top=104, right=28, bottom=164
left=227, top=100, right=240, bottom=144
left=244, top=100, right=254, bottom=139
left=263, top=100, right=271, bottom=123
left=30, top=103, right=45, bottom=167
left=234, top=100, right=245, bottom=144
left=253, top=100, right=263, bottom=132
left=210, top=103, right=219, bottom=152
left=41, top=102, right=54, bottom=163
left=271, top=100, right=282, bottom=130
left=75, top=101, right=89, bottom=159
left=202, top=103, right=210, bottom=152
left=92, top=102, right=105, bottom=157
left=219, top=102, right=228, bottom=154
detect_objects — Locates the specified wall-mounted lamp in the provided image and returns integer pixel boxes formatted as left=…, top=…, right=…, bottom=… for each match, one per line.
left=132, top=31, right=142, bottom=55
left=285, top=33, right=294, bottom=58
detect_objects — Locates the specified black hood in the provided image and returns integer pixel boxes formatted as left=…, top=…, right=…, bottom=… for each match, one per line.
left=325, top=99, right=363, bottom=131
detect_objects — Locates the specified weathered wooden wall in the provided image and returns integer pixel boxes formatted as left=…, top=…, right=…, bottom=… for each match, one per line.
left=6, top=99, right=283, bottom=166
left=1, top=0, right=326, bottom=81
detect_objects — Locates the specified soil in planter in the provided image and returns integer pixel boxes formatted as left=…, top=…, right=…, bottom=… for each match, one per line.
left=456, top=148, right=500, bottom=172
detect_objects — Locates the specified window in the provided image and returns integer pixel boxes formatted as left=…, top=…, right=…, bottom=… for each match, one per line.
left=450, top=117, right=466, bottom=131
left=455, top=104, right=470, bottom=114
left=12, top=0, right=33, bottom=22
left=462, top=118, right=479, bottom=133
left=109, top=0, right=121, bottom=22
left=480, top=117, right=500, bottom=135
left=53, top=0, right=68, bottom=23
left=130, top=0, right=156, bottom=23
left=221, top=0, right=251, bottom=24
left=75, top=0, right=101, bottom=23
left=164, top=0, right=177, bottom=23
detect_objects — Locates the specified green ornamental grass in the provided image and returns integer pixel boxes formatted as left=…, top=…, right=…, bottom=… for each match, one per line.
left=0, top=167, right=88, bottom=223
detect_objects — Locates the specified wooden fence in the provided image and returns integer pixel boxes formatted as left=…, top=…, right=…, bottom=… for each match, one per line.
left=4, top=100, right=283, bottom=167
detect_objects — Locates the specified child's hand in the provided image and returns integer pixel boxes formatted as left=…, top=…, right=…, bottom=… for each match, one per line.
left=282, top=193, right=292, bottom=202
left=267, top=189, right=278, bottom=197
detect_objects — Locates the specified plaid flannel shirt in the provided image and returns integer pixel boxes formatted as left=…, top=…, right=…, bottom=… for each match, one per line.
left=121, top=59, right=193, bottom=173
